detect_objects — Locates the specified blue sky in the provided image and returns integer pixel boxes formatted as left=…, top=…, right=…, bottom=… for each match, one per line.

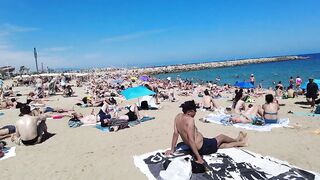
left=0, top=0, right=320, bottom=70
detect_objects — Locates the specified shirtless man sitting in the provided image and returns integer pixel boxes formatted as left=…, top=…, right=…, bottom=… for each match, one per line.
left=11, top=104, right=50, bottom=146
left=165, top=100, right=248, bottom=164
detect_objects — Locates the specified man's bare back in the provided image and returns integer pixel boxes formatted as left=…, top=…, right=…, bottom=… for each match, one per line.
left=202, top=96, right=212, bottom=108
left=16, top=115, right=40, bottom=141
left=175, top=113, right=203, bottom=150
left=166, top=100, right=248, bottom=164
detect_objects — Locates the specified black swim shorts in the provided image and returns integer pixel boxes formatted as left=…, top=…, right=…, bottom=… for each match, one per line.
left=198, top=138, right=218, bottom=155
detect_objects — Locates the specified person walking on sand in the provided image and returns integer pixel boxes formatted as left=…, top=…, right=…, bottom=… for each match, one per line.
left=165, top=100, right=248, bottom=164
left=306, top=77, right=319, bottom=110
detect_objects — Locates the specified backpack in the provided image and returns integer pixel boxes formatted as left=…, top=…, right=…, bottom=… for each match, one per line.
left=315, top=105, right=320, bottom=114
left=140, top=101, right=149, bottom=110
left=68, top=118, right=83, bottom=128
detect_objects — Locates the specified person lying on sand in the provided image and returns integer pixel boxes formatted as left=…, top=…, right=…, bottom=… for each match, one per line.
left=0, top=125, right=16, bottom=140
left=230, top=104, right=262, bottom=124
left=116, top=104, right=143, bottom=122
left=71, top=109, right=98, bottom=124
left=165, top=100, right=248, bottom=164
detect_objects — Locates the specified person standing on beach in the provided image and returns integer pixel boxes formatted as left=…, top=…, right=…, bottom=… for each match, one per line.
left=306, top=78, right=319, bottom=110
left=289, top=76, right=294, bottom=88
left=0, top=78, right=3, bottom=90
left=165, top=100, right=247, bottom=164
left=249, top=74, right=255, bottom=85
left=296, top=76, right=302, bottom=89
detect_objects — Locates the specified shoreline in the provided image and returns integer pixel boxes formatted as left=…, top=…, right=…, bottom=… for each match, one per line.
left=134, top=55, right=308, bottom=76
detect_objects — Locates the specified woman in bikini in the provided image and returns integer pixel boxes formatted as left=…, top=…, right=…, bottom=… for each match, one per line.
left=262, top=94, right=280, bottom=124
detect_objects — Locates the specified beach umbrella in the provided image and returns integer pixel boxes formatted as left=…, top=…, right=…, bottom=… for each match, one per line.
left=300, top=79, right=320, bottom=89
left=139, top=75, right=150, bottom=82
left=121, top=86, right=155, bottom=100
left=130, top=76, right=138, bottom=81
left=234, top=81, right=254, bottom=89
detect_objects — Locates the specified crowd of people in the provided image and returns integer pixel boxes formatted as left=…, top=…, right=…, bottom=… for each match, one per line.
left=0, top=72, right=319, bottom=167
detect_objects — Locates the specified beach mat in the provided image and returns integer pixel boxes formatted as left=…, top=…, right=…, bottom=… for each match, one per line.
left=232, top=118, right=290, bottom=131
left=95, top=117, right=155, bottom=132
left=202, top=113, right=290, bottom=131
left=0, top=147, right=16, bottom=161
left=128, top=116, right=155, bottom=126
left=95, top=124, right=110, bottom=132
left=134, top=148, right=320, bottom=180
left=293, top=112, right=320, bottom=117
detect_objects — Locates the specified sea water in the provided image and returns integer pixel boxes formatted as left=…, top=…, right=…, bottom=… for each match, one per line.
left=155, top=53, right=320, bottom=89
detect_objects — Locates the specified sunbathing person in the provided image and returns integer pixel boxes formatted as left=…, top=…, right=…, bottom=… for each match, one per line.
left=262, top=94, right=280, bottom=124
left=165, top=100, right=248, bottom=164
left=11, top=104, right=51, bottom=146
left=117, top=104, right=142, bottom=122
left=230, top=104, right=262, bottom=124
left=233, top=95, right=249, bottom=114
left=202, top=89, right=218, bottom=110
left=0, top=125, right=16, bottom=140
left=70, top=109, right=98, bottom=124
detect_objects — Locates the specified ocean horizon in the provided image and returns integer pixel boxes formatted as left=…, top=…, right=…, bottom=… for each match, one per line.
left=155, top=53, right=320, bottom=89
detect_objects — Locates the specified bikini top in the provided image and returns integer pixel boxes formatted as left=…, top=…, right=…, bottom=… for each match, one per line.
left=264, top=111, right=278, bottom=115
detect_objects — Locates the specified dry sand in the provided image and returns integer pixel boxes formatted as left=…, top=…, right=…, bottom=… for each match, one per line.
left=0, top=81, right=320, bottom=180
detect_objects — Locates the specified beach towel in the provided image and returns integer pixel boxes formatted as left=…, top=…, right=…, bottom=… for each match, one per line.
left=232, top=118, right=290, bottom=131
left=95, top=117, right=155, bottom=132
left=134, top=148, right=320, bottom=180
left=128, top=116, right=155, bottom=126
left=0, top=147, right=16, bottom=161
left=293, top=112, right=320, bottom=117
left=202, top=113, right=290, bottom=131
left=95, top=124, right=110, bottom=132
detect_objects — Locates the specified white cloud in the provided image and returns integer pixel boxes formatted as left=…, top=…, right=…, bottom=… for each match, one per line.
left=101, top=28, right=170, bottom=43
left=0, top=23, right=39, bottom=35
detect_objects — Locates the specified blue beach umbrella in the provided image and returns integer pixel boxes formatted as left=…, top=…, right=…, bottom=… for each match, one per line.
left=121, top=86, right=155, bottom=100
left=300, top=79, right=320, bottom=90
left=139, top=75, right=150, bottom=82
left=234, top=81, right=254, bottom=89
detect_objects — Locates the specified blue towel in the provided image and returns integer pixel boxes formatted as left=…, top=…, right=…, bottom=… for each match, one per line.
left=293, top=112, right=320, bottom=117
left=129, top=116, right=155, bottom=126
left=140, top=116, right=155, bottom=122
left=95, top=124, right=110, bottom=132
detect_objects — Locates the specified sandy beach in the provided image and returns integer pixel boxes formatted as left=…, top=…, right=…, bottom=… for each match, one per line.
left=0, top=78, right=319, bottom=180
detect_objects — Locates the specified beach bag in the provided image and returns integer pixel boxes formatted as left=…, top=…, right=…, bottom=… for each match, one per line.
left=252, top=117, right=265, bottom=126
left=315, top=105, right=320, bottom=114
left=159, top=157, right=192, bottom=180
left=140, top=101, right=149, bottom=110
left=68, top=119, right=83, bottom=128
